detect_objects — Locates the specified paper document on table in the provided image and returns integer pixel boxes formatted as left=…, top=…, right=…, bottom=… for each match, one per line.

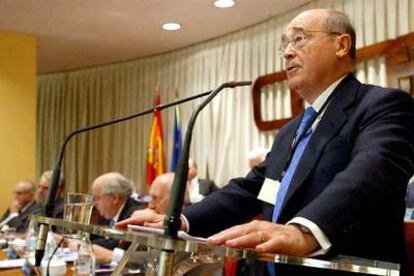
left=127, top=224, right=207, bottom=243
left=0, top=258, right=25, bottom=268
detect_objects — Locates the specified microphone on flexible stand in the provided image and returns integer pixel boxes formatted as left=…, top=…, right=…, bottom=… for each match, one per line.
left=157, top=81, right=251, bottom=276
left=163, top=81, right=252, bottom=239
left=34, top=88, right=226, bottom=267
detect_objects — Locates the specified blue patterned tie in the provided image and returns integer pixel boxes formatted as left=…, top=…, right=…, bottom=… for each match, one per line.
left=272, top=106, right=317, bottom=222
left=267, top=107, right=317, bottom=276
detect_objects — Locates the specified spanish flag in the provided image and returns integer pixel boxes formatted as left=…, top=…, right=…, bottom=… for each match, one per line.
left=146, top=94, right=165, bottom=185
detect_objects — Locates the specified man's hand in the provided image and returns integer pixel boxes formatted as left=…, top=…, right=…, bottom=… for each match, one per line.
left=9, top=199, right=21, bottom=213
left=67, top=239, right=80, bottom=251
left=92, top=244, right=113, bottom=264
left=131, top=208, right=159, bottom=218
left=207, top=220, right=318, bottom=257
left=115, top=208, right=165, bottom=229
left=116, top=208, right=189, bottom=231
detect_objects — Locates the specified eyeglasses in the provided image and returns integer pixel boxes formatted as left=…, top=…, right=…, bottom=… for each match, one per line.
left=92, top=194, right=111, bottom=203
left=279, top=30, right=341, bottom=56
left=14, top=190, right=30, bottom=195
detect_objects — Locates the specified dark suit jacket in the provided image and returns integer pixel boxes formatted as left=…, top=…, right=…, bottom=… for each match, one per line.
left=406, top=181, right=414, bottom=207
left=92, top=197, right=144, bottom=249
left=183, top=74, right=414, bottom=274
left=40, top=196, right=65, bottom=233
left=51, top=197, right=64, bottom=219
left=0, top=201, right=42, bottom=232
left=38, top=196, right=65, bottom=218
left=198, top=179, right=218, bottom=196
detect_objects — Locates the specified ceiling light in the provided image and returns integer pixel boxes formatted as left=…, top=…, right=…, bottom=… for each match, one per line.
left=214, top=0, right=235, bottom=8
left=162, top=22, right=181, bottom=31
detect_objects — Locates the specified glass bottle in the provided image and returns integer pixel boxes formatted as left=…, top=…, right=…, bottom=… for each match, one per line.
left=22, top=221, right=37, bottom=275
left=73, top=232, right=96, bottom=276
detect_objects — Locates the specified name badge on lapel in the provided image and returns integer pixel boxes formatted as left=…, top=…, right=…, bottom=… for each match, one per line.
left=257, top=178, right=280, bottom=205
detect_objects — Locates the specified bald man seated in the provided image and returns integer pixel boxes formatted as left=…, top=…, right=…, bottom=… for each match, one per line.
left=0, top=180, right=41, bottom=233
left=148, top=172, right=181, bottom=214
left=126, top=173, right=221, bottom=275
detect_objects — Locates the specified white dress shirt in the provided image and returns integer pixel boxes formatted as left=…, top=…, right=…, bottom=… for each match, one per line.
left=187, top=177, right=205, bottom=204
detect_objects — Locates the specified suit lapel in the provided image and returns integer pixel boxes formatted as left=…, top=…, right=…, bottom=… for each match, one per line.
left=118, top=198, right=131, bottom=221
left=281, top=74, right=359, bottom=210
left=266, top=118, right=301, bottom=181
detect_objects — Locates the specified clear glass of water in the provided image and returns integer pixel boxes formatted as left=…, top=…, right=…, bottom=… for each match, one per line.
left=63, top=193, right=93, bottom=239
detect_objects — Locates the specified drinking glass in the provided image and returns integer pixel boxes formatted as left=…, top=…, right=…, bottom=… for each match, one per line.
left=63, top=193, right=93, bottom=239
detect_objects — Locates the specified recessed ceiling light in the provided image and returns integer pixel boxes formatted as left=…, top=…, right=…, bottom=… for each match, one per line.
left=214, top=0, right=235, bottom=8
left=162, top=22, right=181, bottom=31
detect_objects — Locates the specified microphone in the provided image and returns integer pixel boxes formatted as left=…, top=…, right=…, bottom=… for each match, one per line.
left=34, top=88, right=228, bottom=267
left=163, top=81, right=252, bottom=239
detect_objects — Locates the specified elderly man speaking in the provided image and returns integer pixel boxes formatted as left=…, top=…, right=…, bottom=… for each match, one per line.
left=118, top=8, right=414, bottom=275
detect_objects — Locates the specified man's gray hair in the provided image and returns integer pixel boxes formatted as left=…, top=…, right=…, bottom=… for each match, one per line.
left=101, top=173, right=133, bottom=199
left=41, top=170, right=65, bottom=188
left=322, top=9, right=356, bottom=63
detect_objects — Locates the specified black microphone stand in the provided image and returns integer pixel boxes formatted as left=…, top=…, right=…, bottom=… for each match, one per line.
left=158, top=81, right=252, bottom=276
left=35, top=89, right=220, bottom=267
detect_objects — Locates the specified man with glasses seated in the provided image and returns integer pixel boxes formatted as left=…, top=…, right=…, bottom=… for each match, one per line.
left=62, top=172, right=142, bottom=264
left=89, top=172, right=144, bottom=249
left=85, top=173, right=182, bottom=265
left=37, top=170, right=65, bottom=219
left=0, top=180, right=41, bottom=232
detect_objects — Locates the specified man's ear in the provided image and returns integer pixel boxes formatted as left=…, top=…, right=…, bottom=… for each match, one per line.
left=111, top=193, right=119, bottom=202
left=335, top=33, right=352, bottom=59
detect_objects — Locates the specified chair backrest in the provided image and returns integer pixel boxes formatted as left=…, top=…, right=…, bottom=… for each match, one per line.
left=404, top=221, right=414, bottom=275
left=385, top=37, right=414, bottom=96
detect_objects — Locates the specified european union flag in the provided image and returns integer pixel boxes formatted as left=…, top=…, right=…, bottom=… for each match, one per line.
left=171, top=107, right=183, bottom=172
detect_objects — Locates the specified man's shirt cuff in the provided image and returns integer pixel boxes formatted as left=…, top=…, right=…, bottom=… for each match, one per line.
left=288, top=217, right=332, bottom=256
left=181, top=215, right=190, bottom=233
left=111, top=247, right=124, bottom=267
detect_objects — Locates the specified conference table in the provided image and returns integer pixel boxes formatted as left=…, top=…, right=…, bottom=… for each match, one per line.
left=0, top=250, right=73, bottom=276
left=1, top=215, right=405, bottom=276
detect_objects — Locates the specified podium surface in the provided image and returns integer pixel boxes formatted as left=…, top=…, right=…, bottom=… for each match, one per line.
left=31, top=215, right=400, bottom=276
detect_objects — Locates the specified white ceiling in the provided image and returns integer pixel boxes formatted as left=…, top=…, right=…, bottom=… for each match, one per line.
left=0, top=0, right=310, bottom=74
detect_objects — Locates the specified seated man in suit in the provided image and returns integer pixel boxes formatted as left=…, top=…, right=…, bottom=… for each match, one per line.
left=67, top=172, right=144, bottom=264
left=187, top=158, right=218, bottom=204
left=92, top=173, right=193, bottom=268
left=149, top=172, right=184, bottom=214
left=90, top=172, right=144, bottom=249
left=37, top=170, right=65, bottom=219
left=0, top=180, right=41, bottom=232
left=407, top=176, right=414, bottom=208
left=118, top=8, right=414, bottom=275
left=130, top=172, right=188, bottom=218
